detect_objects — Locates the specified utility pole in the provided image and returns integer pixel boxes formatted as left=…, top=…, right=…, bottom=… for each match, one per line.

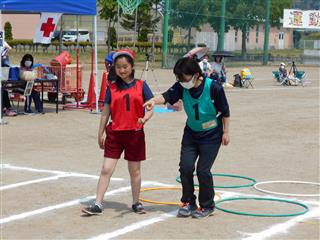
left=218, top=0, right=226, bottom=51
left=263, top=0, right=271, bottom=65
left=161, top=0, right=169, bottom=68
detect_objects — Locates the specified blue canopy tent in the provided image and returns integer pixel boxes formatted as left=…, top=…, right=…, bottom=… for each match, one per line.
left=0, top=0, right=98, bottom=122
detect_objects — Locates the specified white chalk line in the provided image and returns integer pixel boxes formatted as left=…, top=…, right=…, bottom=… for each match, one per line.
left=87, top=189, right=320, bottom=240
left=0, top=181, right=172, bottom=225
left=0, top=174, right=70, bottom=191
left=0, top=163, right=123, bottom=181
left=218, top=190, right=320, bottom=240
left=218, top=190, right=320, bottom=206
left=88, top=210, right=177, bottom=240
left=240, top=207, right=320, bottom=240
left=3, top=163, right=319, bottom=239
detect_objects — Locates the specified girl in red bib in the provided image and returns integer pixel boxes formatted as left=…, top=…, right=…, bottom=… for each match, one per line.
left=82, top=49, right=153, bottom=215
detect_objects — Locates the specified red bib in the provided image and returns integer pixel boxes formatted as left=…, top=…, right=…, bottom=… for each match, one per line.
left=110, top=80, right=144, bottom=131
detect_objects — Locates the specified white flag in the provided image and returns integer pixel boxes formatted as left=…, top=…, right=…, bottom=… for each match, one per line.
left=34, top=12, right=62, bottom=44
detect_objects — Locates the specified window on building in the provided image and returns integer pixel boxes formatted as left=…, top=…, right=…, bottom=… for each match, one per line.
left=278, top=32, right=284, bottom=40
left=256, top=25, right=259, bottom=43
left=235, top=30, right=238, bottom=43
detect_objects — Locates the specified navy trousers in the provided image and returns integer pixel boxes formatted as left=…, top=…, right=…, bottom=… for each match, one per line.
left=179, top=135, right=221, bottom=209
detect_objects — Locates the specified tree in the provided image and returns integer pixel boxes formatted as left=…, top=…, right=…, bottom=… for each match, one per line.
left=227, top=0, right=264, bottom=59
left=4, top=21, right=13, bottom=41
left=107, top=26, right=117, bottom=49
left=228, top=0, right=292, bottom=59
left=98, top=0, right=119, bottom=53
left=120, top=0, right=161, bottom=41
left=207, top=0, right=232, bottom=50
left=138, top=28, right=148, bottom=41
left=169, top=0, right=210, bottom=47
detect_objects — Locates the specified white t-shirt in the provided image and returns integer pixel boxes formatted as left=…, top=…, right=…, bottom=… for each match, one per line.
left=199, top=61, right=212, bottom=76
left=211, top=62, right=224, bottom=77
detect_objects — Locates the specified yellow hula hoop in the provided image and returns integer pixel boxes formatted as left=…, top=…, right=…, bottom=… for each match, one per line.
left=139, top=186, right=221, bottom=206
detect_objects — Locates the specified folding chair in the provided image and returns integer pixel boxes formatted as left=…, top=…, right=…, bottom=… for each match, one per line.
left=272, top=71, right=281, bottom=82
left=9, top=91, right=25, bottom=113
left=295, top=71, right=306, bottom=86
left=241, top=76, right=254, bottom=88
left=240, top=67, right=254, bottom=88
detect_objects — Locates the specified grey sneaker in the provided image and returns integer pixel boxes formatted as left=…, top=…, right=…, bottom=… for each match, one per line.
left=81, top=204, right=103, bottom=215
left=192, top=207, right=214, bottom=219
left=177, top=203, right=198, bottom=217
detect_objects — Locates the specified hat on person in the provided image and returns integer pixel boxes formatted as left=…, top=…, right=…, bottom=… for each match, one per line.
left=112, top=49, right=135, bottom=61
left=280, top=62, right=286, bottom=66
left=106, top=51, right=115, bottom=65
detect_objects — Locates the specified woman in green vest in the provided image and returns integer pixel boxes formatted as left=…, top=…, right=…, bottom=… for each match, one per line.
left=144, top=57, right=230, bottom=219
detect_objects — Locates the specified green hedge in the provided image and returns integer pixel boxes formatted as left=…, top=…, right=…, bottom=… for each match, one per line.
left=6, top=39, right=202, bottom=54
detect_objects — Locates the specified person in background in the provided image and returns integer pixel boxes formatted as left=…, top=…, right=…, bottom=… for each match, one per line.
left=279, top=62, right=288, bottom=79
left=1, top=40, right=12, bottom=67
left=19, top=54, right=43, bottom=114
left=211, top=56, right=227, bottom=84
left=2, top=90, right=17, bottom=116
left=1, top=40, right=17, bottom=116
left=198, top=54, right=212, bottom=77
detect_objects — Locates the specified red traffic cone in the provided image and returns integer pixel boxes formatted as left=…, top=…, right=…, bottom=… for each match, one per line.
left=98, top=71, right=108, bottom=104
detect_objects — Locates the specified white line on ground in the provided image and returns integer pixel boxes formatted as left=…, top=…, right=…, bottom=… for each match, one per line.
left=240, top=207, right=320, bottom=240
left=86, top=191, right=232, bottom=240
left=0, top=196, right=94, bottom=225
left=218, top=190, right=320, bottom=206
left=0, top=163, right=123, bottom=181
left=0, top=174, right=70, bottom=191
left=86, top=189, right=320, bottom=240
left=0, top=181, right=171, bottom=225
left=88, top=210, right=177, bottom=240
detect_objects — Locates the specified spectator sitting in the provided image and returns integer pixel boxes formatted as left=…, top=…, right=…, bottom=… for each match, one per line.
left=19, top=54, right=43, bottom=114
left=279, top=62, right=288, bottom=79
left=2, top=90, right=17, bottom=116
left=199, top=54, right=212, bottom=77
left=211, top=56, right=227, bottom=84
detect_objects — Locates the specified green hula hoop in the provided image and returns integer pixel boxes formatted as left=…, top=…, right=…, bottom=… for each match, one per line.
left=175, top=173, right=256, bottom=188
left=215, top=197, right=309, bottom=217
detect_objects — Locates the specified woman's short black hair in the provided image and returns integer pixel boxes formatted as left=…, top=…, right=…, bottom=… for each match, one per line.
left=214, top=56, right=223, bottom=62
left=173, top=57, right=202, bottom=82
left=20, top=54, right=34, bottom=68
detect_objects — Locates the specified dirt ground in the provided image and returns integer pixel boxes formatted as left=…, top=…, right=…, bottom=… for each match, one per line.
left=1, top=65, right=319, bottom=240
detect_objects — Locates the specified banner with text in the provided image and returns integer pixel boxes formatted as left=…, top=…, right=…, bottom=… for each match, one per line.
left=283, top=9, right=320, bottom=29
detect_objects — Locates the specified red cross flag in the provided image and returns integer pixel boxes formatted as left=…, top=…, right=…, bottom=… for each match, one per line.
left=34, top=12, right=62, bottom=44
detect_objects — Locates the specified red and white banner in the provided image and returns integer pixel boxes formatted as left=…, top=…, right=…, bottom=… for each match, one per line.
left=33, top=12, right=62, bottom=44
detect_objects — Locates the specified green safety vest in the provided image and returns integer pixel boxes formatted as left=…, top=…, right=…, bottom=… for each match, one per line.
left=182, top=78, right=218, bottom=132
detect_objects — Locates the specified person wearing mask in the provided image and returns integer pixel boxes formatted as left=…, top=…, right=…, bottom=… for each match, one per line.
left=198, top=54, right=212, bottom=77
left=144, top=57, right=230, bottom=219
left=19, top=54, right=43, bottom=114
